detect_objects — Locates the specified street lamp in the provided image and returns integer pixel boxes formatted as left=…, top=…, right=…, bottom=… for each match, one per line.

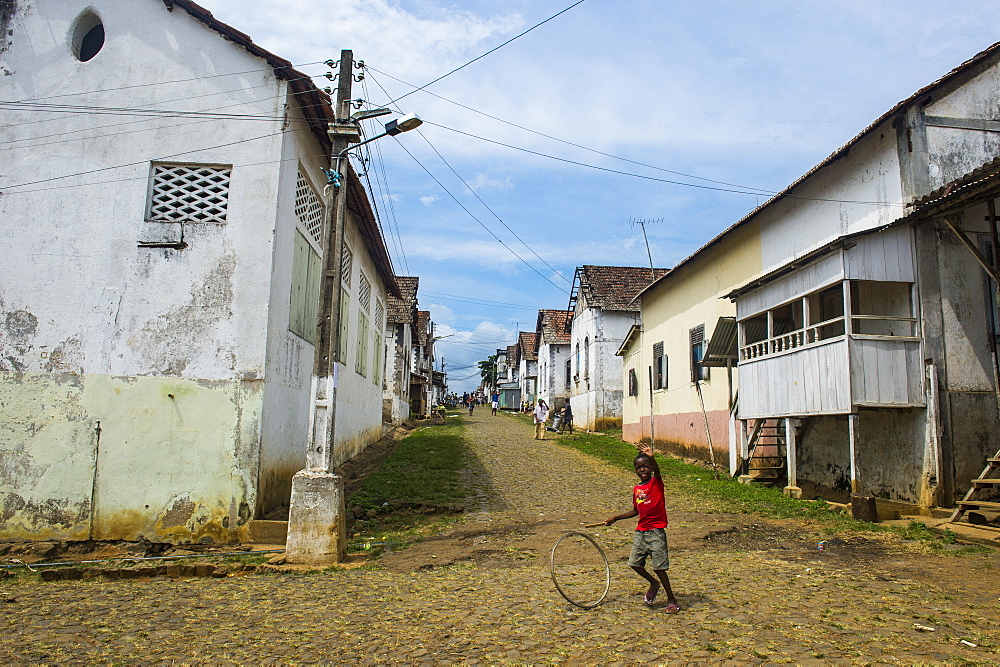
left=286, top=49, right=423, bottom=565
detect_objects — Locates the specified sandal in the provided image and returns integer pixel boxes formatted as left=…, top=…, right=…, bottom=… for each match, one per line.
left=664, top=603, right=681, bottom=614
left=643, top=593, right=657, bottom=606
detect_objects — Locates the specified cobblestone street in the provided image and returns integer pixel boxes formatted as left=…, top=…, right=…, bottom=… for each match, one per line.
left=2, top=413, right=999, bottom=664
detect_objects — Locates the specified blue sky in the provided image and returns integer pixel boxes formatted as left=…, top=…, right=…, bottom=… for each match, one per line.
left=198, top=0, right=1000, bottom=392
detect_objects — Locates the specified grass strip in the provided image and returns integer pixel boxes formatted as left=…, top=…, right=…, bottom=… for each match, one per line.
left=345, top=411, right=471, bottom=555
left=551, top=427, right=867, bottom=528
left=549, top=425, right=991, bottom=552
left=348, top=413, right=470, bottom=510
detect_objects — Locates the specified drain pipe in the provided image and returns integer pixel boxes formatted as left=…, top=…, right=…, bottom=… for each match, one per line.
left=88, top=420, right=102, bottom=541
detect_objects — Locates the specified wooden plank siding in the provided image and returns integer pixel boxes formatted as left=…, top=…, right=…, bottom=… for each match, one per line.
left=844, top=226, right=915, bottom=282
left=850, top=337, right=924, bottom=406
left=739, top=338, right=851, bottom=418
left=737, top=253, right=843, bottom=319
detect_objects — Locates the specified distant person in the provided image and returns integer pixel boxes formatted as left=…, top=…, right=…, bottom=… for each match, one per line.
left=560, top=402, right=573, bottom=433
left=533, top=400, right=549, bottom=440
left=491, top=392, right=499, bottom=415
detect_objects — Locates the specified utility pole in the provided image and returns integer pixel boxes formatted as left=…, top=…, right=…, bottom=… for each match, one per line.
left=286, top=50, right=360, bottom=565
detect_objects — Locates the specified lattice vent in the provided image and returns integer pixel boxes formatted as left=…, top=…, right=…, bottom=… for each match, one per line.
left=375, top=300, right=384, bottom=330
left=341, top=245, right=353, bottom=286
left=294, top=171, right=324, bottom=245
left=148, top=164, right=231, bottom=223
left=359, top=273, right=371, bottom=312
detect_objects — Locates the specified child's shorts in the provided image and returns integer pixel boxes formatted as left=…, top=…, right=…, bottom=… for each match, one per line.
left=628, top=528, right=669, bottom=570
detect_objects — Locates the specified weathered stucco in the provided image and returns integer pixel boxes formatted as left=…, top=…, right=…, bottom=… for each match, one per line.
left=0, top=373, right=261, bottom=542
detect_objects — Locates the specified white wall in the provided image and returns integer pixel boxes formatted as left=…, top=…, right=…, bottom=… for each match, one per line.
left=331, top=210, right=391, bottom=466
left=537, top=342, right=570, bottom=407
left=570, top=305, right=637, bottom=430
left=0, top=0, right=309, bottom=541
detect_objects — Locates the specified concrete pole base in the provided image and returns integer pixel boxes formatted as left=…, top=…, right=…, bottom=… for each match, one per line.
left=737, top=474, right=754, bottom=485
left=783, top=485, right=803, bottom=499
left=285, top=469, right=347, bottom=565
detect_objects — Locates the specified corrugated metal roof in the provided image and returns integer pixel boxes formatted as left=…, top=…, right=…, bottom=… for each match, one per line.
left=702, top=317, right=738, bottom=367
left=637, top=39, right=1000, bottom=302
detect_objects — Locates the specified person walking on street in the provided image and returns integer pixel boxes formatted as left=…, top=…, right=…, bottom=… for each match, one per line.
left=560, top=402, right=573, bottom=433
left=533, top=400, right=550, bottom=440
left=491, top=392, right=499, bottom=415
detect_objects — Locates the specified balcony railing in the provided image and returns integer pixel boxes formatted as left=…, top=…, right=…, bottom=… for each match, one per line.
left=740, top=316, right=844, bottom=360
left=739, top=315, right=919, bottom=361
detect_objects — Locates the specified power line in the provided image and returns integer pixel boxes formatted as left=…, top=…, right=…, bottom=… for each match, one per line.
left=415, top=130, right=572, bottom=285
left=360, top=77, right=409, bottom=275
left=368, top=65, right=776, bottom=196
left=425, top=121, right=907, bottom=208
left=389, top=0, right=587, bottom=105
left=367, top=67, right=571, bottom=286
left=1, top=128, right=288, bottom=192
left=8, top=60, right=330, bottom=103
left=420, top=290, right=540, bottom=310
left=394, top=140, right=570, bottom=294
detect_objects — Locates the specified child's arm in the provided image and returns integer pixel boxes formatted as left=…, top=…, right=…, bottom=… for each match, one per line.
left=638, top=442, right=662, bottom=478
left=603, top=507, right=637, bottom=525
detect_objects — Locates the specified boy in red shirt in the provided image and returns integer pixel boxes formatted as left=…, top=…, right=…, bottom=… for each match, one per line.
left=603, top=443, right=680, bottom=613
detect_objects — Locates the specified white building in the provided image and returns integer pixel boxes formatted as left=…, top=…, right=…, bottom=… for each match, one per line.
left=0, top=0, right=400, bottom=543
left=517, top=331, right=539, bottom=408
left=535, top=309, right=572, bottom=411
left=568, top=265, right=667, bottom=431
left=384, top=276, right=418, bottom=424
left=624, top=42, right=1000, bottom=516
left=496, top=345, right=520, bottom=410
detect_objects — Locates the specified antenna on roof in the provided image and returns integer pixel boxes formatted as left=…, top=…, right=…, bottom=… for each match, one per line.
left=629, top=217, right=662, bottom=280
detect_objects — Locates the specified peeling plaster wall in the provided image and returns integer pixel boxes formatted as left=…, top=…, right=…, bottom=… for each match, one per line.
left=924, top=202, right=1000, bottom=499
left=0, top=0, right=296, bottom=541
left=570, top=305, right=637, bottom=431
left=383, top=322, right=412, bottom=424
left=925, top=63, right=1000, bottom=191
left=796, top=410, right=933, bottom=505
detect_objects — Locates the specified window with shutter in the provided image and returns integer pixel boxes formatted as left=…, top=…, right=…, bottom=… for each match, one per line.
left=690, top=324, right=708, bottom=381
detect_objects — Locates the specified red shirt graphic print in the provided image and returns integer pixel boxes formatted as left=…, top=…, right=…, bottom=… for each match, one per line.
left=632, top=475, right=667, bottom=530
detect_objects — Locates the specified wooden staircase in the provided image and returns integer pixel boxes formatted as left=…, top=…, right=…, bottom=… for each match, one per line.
left=950, top=449, right=1000, bottom=524
left=737, top=418, right=805, bottom=486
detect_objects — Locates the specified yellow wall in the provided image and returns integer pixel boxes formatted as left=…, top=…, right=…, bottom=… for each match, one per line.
left=624, top=220, right=762, bottom=429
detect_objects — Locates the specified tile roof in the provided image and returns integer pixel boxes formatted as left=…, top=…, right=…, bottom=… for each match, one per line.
left=518, top=331, right=539, bottom=361
left=415, top=310, right=431, bottom=347
left=387, top=276, right=418, bottom=324
left=536, top=309, right=572, bottom=345
left=507, top=344, right=520, bottom=367
left=578, top=265, right=669, bottom=312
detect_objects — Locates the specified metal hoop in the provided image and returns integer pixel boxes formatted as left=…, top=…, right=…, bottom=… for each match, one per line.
left=549, top=530, right=611, bottom=609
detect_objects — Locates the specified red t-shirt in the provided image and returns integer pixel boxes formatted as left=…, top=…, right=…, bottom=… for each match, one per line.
left=633, top=475, right=667, bottom=530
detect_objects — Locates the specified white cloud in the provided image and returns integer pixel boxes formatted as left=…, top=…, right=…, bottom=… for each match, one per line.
left=419, top=195, right=439, bottom=205
left=469, top=172, right=514, bottom=193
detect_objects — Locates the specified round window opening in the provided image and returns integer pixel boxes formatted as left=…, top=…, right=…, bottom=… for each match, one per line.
left=72, top=11, right=105, bottom=62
